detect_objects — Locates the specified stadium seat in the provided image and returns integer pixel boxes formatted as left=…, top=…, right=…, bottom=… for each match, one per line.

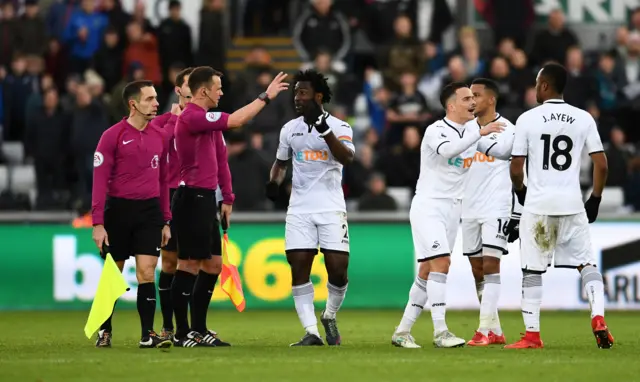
left=2, top=142, right=24, bottom=165
left=387, top=187, right=412, bottom=210
left=0, top=165, right=7, bottom=191
left=9, top=165, right=36, bottom=194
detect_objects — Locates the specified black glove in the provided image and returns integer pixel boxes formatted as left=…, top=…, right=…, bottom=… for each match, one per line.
left=314, top=113, right=330, bottom=135
left=514, top=185, right=527, bottom=205
left=505, top=217, right=520, bottom=243
left=302, top=101, right=323, bottom=126
left=584, top=194, right=602, bottom=223
left=265, top=180, right=279, bottom=201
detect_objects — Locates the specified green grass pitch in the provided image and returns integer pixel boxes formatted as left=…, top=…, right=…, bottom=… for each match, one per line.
left=1, top=310, right=639, bottom=382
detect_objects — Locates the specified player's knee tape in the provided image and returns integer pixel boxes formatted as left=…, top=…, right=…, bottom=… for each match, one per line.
left=522, top=272, right=542, bottom=288
left=580, top=265, right=603, bottom=288
left=484, top=273, right=500, bottom=285
left=482, top=247, right=503, bottom=259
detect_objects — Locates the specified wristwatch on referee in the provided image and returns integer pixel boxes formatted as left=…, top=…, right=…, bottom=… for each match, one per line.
left=258, top=92, right=271, bottom=105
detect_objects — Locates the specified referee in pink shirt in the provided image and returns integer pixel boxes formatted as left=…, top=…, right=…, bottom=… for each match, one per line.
left=171, top=66, right=288, bottom=347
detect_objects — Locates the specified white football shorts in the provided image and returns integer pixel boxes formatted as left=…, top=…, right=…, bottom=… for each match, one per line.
left=285, top=212, right=350, bottom=254
left=410, top=197, right=462, bottom=262
left=520, top=210, right=595, bottom=272
left=462, top=217, right=509, bottom=258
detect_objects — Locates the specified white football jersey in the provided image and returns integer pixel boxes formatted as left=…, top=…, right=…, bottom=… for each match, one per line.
left=415, top=117, right=499, bottom=200
left=276, top=113, right=355, bottom=214
left=511, top=99, right=604, bottom=215
left=462, top=115, right=519, bottom=219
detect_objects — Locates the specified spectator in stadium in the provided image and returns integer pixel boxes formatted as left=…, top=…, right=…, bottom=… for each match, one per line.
left=0, top=0, right=19, bottom=68
left=226, top=129, right=271, bottom=211
left=344, top=143, right=374, bottom=199
left=197, top=0, right=226, bottom=70
left=231, top=46, right=273, bottom=109
left=93, top=26, right=123, bottom=93
left=4, top=55, right=37, bottom=142
left=530, top=8, right=578, bottom=67
left=46, top=0, right=79, bottom=41
left=376, top=125, right=420, bottom=190
left=25, top=88, right=68, bottom=209
left=386, top=71, right=429, bottom=145
left=99, top=0, right=129, bottom=52
left=108, top=61, right=144, bottom=123
left=357, top=172, right=397, bottom=211
left=70, top=83, right=108, bottom=209
left=615, top=31, right=640, bottom=143
left=612, top=26, right=628, bottom=59
left=44, top=38, right=68, bottom=91
left=63, top=0, right=108, bottom=74
left=509, top=49, right=536, bottom=98
left=461, top=38, right=485, bottom=78
left=564, top=46, right=597, bottom=111
left=293, top=0, right=351, bottom=66
left=487, top=55, right=521, bottom=121
left=24, top=73, right=54, bottom=126
left=594, top=52, right=619, bottom=134
left=605, top=127, right=635, bottom=191
left=123, top=21, right=161, bottom=85
left=17, top=0, right=48, bottom=57
left=130, top=0, right=154, bottom=35
left=476, top=0, right=534, bottom=49
left=158, top=0, right=193, bottom=81
left=378, top=14, right=423, bottom=90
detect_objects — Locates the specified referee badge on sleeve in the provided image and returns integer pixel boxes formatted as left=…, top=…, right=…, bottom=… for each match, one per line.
left=94, top=152, right=104, bottom=167
left=206, top=112, right=221, bottom=122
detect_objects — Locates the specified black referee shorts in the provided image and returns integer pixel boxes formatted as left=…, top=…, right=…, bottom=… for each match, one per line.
left=172, top=186, right=221, bottom=260
left=162, top=188, right=178, bottom=252
left=103, top=196, right=164, bottom=262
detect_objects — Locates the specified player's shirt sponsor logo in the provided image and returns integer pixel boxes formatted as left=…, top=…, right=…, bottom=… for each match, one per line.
left=294, top=150, right=329, bottom=161
left=448, top=156, right=474, bottom=168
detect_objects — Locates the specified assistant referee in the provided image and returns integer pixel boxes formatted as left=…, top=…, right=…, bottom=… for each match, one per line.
left=91, top=80, right=172, bottom=349
left=170, top=66, right=289, bottom=347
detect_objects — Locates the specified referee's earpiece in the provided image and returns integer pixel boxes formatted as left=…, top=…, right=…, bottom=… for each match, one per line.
left=132, top=103, right=154, bottom=117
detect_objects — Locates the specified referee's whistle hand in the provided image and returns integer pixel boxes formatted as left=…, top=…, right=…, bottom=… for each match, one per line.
left=92, top=225, right=109, bottom=251
left=161, top=225, right=171, bottom=247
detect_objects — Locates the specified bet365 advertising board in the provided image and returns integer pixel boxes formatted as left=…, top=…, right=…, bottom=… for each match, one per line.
left=0, top=222, right=639, bottom=311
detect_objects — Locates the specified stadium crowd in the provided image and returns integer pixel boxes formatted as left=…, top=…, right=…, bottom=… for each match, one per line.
left=1, top=0, right=640, bottom=214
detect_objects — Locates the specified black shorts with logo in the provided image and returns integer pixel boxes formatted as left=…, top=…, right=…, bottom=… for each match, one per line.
left=103, top=196, right=164, bottom=262
left=172, top=186, right=221, bottom=260
left=163, top=188, right=179, bottom=252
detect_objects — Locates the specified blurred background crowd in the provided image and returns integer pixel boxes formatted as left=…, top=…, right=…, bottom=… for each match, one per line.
left=1, top=0, right=640, bottom=217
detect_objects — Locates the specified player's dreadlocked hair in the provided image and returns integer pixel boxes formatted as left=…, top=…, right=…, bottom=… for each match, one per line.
left=294, top=69, right=333, bottom=104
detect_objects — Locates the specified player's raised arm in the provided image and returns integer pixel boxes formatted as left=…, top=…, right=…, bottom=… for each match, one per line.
left=584, top=118, right=608, bottom=222
left=91, top=129, right=116, bottom=227
left=266, top=125, right=291, bottom=201
left=478, top=122, right=515, bottom=160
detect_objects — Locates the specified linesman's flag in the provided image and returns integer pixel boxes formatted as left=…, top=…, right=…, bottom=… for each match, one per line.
left=220, top=230, right=246, bottom=312
left=84, top=253, right=130, bottom=338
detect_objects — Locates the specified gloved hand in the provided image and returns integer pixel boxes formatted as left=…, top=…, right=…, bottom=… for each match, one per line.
left=514, top=185, right=527, bottom=206
left=505, top=216, right=520, bottom=243
left=584, top=194, right=602, bottom=223
left=265, top=180, right=279, bottom=201
left=303, top=101, right=323, bottom=126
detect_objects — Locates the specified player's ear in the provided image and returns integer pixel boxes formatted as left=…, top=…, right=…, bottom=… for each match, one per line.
left=174, top=86, right=181, bottom=97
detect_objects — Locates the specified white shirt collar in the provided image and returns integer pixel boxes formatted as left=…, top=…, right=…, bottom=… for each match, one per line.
left=443, top=117, right=465, bottom=131
left=543, top=99, right=565, bottom=104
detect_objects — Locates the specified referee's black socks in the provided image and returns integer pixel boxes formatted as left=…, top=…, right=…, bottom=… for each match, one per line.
left=158, top=271, right=174, bottom=330
left=191, top=270, right=219, bottom=333
left=99, top=301, right=117, bottom=332
left=137, top=282, right=156, bottom=338
left=171, top=270, right=197, bottom=338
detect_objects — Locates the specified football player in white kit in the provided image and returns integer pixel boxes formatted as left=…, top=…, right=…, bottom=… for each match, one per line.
left=266, top=70, right=354, bottom=347
left=392, top=82, right=505, bottom=348
left=507, top=63, right=613, bottom=349
left=461, top=78, right=522, bottom=346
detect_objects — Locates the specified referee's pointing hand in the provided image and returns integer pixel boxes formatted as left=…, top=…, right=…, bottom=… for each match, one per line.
left=265, top=72, right=290, bottom=100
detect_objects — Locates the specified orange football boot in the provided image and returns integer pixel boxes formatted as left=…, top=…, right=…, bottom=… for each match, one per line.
left=504, top=332, right=544, bottom=349
left=467, top=331, right=490, bottom=346
left=488, top=331, right=506, bottom=345
left=591, top=315, right=614, bottom=349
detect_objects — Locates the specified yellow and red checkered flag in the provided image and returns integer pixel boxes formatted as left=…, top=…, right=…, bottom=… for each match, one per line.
left=220, top=226, right=245, bottom=312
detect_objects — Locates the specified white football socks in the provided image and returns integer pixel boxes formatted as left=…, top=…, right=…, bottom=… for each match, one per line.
left=428, top=272, right=448, bottom=334
left=324, top=282, right=348, bottom=319
left=396, top=276, right=428, bottom=333
left=479, top=273, right=501, bottom=336
left=475, top=278, right=484, bottom=303
left=292, top=282, right=320, bottom=337
left=522, top=272, right=542, bottom=332
left=581, top=266, right=605, bottom=318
